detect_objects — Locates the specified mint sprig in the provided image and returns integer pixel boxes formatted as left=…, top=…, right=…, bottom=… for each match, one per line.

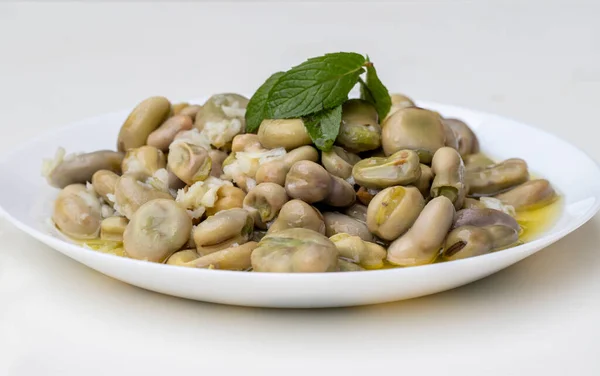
left=303, top=105, right=342, bottom=151
left=266, top=53, right=366, bottom=119
left=245, top=52, right=391, bottom=151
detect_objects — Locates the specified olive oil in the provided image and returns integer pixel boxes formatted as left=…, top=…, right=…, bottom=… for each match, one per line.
left=48, top=220, right=128, bottom=257
left=79, top=239, right=127, bottom=257
left=515, top=197, right=562, bottom=242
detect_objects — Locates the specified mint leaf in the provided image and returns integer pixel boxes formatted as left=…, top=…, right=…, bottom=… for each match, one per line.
left=266, top=52, right=366, bottom=119
left=359, top=62, right=391, bottom=120
left=359, top=77, right=375, bottom=103
left=245, top=71, right=285, bottom=133
left=303, top=105, right=342, bottom=151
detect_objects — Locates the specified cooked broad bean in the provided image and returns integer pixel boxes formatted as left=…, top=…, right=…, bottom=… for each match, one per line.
left=381, top=107, right=445, bottom=163
left=385, top=93, right=415, bottom=121
left=254, top=160, right=286, bottom=186
left=443, top=118, right=479, bottom=157
left=442, top=208, right=521, bottom=260
left=117, top=96, right=172, bottom=152
left=337, top=259, right=366, bottom=272
left=387, top=196, right=455, bottom=266
left=367, top=186, right=424, bottom=241
left=243, top=183, right=289, bottom=229
left=442, top=121, right=459, bottom=150
left=466, top=158, right=529, bottom=196
left=178, top=105, right=202, bottom=120
left=344, top=203, right=368, bottom=223
left=283, top=145, right=320, bottom=166
left=205, top=186, right=246, bottom=216
left=268, top=199, right=325, bottom=234
left=172, top=103, right=189, bottom=115
left=414, top=164, right=434, bottom=198
left=462, top=197, right=486, bottom=210
left=453, top=208, right=520, bottom=232
left=255, top=146, right=319, bottom=186
left=92, top=170, right=120, bottom=202
left=285, top=161, right=331, bottom=203
left=251, top=228, right=338, bottom=273
left=463, top=153, right=494, bottom=171
left=486, top=225, right=520, bottom=249
left=188, top=241, right=258, bottom=270
left=258, top=119, right=312, bottom=150
left=231, top=134, right=263, bottom=153
left=196, top=235, right=253, bottom=255
left=352, top=149, right=421, bottom=189
left=443, top=226, right=492, bottom=261
left=44, top=150, right=124, bottom=189
left=493, top=179, right=556, bottom=210
left=208, top=149, right=228, bottom=178
left=325, top=176, right=356, bottom=207
left=193, top=208, right=253, bottom=255
left=321, top=146, right=361, bottom=179
left=53, top=184, right=102, bottom=239
left=113, top=174, right=173, bottom=219
left=123, top=199, right=191, bottom=262
left=336, top=99, right=381, bottom=153
left=167, top=168, right=186, bottom=190
left=323, top=212, right=373, bottom=242
left=167, top=142, right=212, bottom=185
left=147, top=115, right=193, bottom=152
left=430, top=147, right=466, bottom=209
left=330, top=233, right=387, bottom=269
left=442, top=224, right=519, bottom=261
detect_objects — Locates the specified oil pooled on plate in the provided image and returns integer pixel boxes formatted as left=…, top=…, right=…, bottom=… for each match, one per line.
left=515, top=197, right=562, bottom=242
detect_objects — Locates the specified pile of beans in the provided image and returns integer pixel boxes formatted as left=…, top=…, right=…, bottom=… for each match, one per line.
left=42, top=93, right=557, bottom=272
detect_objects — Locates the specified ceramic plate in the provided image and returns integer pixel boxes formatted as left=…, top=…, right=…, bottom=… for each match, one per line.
left=1, top=99, right=599, bottom=308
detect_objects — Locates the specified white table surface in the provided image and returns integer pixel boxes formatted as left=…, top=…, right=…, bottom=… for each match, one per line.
left=1, top=2, right=599, bottom=375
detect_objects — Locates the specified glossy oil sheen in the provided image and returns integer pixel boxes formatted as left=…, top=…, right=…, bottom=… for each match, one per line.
left=517, top=197, right=563, bottom=242
left=0, top=98, right=599, bottom=308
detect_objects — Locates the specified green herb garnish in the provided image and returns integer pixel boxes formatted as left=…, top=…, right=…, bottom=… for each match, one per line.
left=245, top=72, right=285, bottom=133
left=359, top=56, right=392, bottom=121
left=303, top=105, right=343, bottom=151
left=245, top=52, right=390, bottom=151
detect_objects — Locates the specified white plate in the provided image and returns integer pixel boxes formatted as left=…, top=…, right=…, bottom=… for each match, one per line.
left=1, top=99, right=599, bottom=308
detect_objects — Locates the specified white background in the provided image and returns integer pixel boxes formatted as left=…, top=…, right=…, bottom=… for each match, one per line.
left=1, top=1, right=599, bottom=375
